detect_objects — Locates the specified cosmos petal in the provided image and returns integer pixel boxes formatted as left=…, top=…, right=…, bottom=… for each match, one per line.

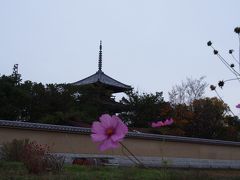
left=99, top=138, right=119, bottom=151
left=91, top=134, right=107, bottom=142
left=91, top=121, right=105, bottom=134
left=99, top=114, right=114, bottom=128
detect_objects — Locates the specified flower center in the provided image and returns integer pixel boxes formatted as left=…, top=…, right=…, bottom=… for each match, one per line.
left=106, top=128, right=114, bottom=136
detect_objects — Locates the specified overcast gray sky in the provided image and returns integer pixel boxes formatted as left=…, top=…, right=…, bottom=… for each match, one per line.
left=0, top=0, right=240, bottom=115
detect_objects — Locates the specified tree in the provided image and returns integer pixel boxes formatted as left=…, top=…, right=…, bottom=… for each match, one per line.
left=186, top=97, right=229, bottom=139
left=168, top=76, right=208, bottom=105
left=169, top=104, right=194, bottom=136
left=120, top=91, right=166, bottom=127
left=0, top=75, right=30, bottom=120
left=0, top=73, right=80, bottom=124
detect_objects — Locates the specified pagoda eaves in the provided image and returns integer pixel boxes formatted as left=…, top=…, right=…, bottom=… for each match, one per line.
left=72, top=41, right=132, bottom=93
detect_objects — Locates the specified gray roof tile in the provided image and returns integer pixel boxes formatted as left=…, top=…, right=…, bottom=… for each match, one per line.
left=0, top=120, right=240, bottom=147
left=72, top=70, right=132, bottom=92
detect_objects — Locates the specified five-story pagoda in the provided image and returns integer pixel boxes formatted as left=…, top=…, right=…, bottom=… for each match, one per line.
left=72, top=41, right=132, bottom=119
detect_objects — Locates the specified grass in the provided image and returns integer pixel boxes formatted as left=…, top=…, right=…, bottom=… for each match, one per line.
left=0, top=161, right=240, bottom=180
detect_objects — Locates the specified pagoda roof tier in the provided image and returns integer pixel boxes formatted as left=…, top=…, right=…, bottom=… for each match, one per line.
left=72, top=70, right=132, bottom=93
left=72, top=41, right=132, bottom=93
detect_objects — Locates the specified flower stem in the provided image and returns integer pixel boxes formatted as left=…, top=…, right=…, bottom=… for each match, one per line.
left=119, top=142, right=146, bottom=168
left=238, top=34, right=240, bottom=73
left=213, top=89, right=235, bottom=116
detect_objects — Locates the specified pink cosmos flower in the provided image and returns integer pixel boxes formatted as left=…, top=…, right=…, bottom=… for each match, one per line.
left=236, top=104, right=240, bottom=108
left=91, top=114, right=128, bottom=151
left=164, top=118, right=174, bottom=126
left=151, top=118, right=174, bottom=128
left=151, top=121, right=164, bottom=128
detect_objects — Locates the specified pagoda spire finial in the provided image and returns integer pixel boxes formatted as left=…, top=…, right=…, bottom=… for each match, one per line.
left=98, top=40, right=102, bottom=71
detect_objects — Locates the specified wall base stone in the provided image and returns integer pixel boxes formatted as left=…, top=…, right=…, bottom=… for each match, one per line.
left=53, top=153, right=240, bottom=169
